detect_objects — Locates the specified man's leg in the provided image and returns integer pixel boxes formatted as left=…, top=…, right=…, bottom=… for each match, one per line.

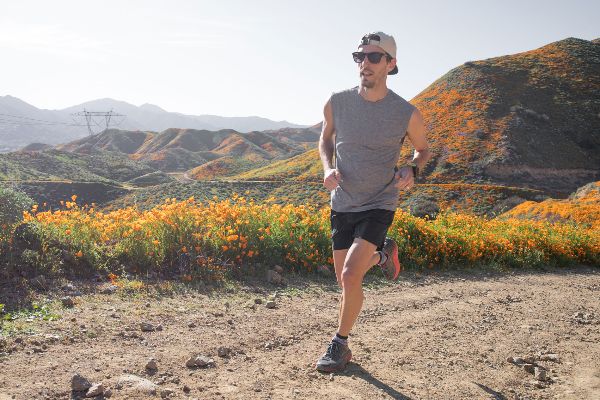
left=334, top=247, right=374, bottom=322
left=333, top=248, right=348, bottom=323
left=315, top=240, right=380, bottom=372
left=337, top=238, right=381, bottom=336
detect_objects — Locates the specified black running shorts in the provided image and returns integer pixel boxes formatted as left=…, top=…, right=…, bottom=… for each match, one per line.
left=330, top=208, right=395, bottom=251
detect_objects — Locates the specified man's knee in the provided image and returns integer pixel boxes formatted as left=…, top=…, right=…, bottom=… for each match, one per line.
left=341, top=266, right=363, bottom=288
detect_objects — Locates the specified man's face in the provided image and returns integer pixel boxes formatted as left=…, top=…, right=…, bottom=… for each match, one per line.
left=357, top=44, right=396, bottom=88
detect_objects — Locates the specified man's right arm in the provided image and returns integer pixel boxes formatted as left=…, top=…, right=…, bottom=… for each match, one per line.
left=319, top=99, right=341, bottom=190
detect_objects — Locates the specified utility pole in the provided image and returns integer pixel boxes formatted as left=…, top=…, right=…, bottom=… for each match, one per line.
left=71, top=109, right=126, bottom=136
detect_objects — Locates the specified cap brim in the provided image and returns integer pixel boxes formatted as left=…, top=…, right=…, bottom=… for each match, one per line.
left=388, top=65, right=398, bottom=75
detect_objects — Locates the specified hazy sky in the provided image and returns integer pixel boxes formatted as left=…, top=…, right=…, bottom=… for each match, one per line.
left=1, top=0, right=598, bottom=125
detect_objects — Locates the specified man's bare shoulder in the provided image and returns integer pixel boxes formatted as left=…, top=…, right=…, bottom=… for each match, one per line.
left=406, top=107, right=429, bottom=150
left=408, top=106, right=423, bottom=121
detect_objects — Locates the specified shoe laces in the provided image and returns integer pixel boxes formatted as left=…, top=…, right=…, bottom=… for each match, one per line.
left=325, top=341, right=343, bottom=358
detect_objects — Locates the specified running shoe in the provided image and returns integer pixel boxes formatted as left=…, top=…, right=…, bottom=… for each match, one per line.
left=315, top=340, right=352, bottom=372
left=378, top=237, right=401, bottom=280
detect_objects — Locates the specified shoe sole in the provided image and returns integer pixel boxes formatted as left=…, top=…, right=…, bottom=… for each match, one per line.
left=315, top=351, right=352, bottom=372
left=390, top=244, right=400, bottom=280
left=382, top=242, right=400, bottom=281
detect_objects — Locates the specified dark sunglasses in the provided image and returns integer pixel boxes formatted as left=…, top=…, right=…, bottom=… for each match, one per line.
left=352, top=51, right=391, bottom=64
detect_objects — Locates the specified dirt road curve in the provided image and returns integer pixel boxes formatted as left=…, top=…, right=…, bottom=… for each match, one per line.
left=0, top=267, right=599, bottom=399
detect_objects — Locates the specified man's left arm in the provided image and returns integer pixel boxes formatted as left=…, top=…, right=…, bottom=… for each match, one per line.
left=395, top=108, right=432, bottom=189
left=406, top=108, right=431, bottom=175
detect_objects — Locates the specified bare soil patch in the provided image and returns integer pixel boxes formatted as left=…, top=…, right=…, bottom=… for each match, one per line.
left=0, top=267, right=599, bottom=399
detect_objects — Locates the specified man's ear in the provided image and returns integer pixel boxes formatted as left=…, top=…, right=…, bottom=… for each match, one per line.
left=388, top=58, right=397, bottom=74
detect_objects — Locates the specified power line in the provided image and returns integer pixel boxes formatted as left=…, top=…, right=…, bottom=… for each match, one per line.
left=0, top=110, right=126, bottom=132
left=71, top=109, right=126, bottom=136
left=0, top=118, right=86, bottom=127
left=0, top=113, right=86, bottom=126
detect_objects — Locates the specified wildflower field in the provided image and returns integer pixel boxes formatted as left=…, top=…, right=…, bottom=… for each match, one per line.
left=1, top=193, right=598, bottom=280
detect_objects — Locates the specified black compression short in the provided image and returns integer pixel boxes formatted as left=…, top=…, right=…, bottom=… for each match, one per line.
left=330, top=208, right=395, bottom=251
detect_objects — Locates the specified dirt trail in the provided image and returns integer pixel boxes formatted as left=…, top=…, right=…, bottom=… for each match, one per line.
left=0, top=267, right=599, bottom=400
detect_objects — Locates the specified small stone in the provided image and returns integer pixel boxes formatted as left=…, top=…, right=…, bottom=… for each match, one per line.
left=115, top=374, right=158, bottom=395
left=217, top=347, right=232, bottom=358
left=266, top=270, right=283, bottom=285
left=160, top=388, right=175, bottom=398
left=183, top=385, right=191, bottom=393
left=539, top=353, right=561, bottom=363
left=100, top=285, right=118, bottom=294
left=156, top=324, right=163, bottom=331
left=254, top=298, right=263, bottom=305
left=329, top=373, right=334, bottom=381
left=535, top=367, right=547, bottom=381
left=44, top=334, right=60, bottom=343
left=62, top=282, right=76, bottom=291
left=265, top=301, right=277, bottom=309
left=86, top=382, right=104, bottom=397
left=71, top=373, right=92, bottom=391
left=62, top=296, right=75, bottom=308
left=185, top=354, right=215, bottom=368
left=104, top=387, right=113, bottom=398
left=523, top=364, right=535, bottom=374
left=140, top=322, right=155, bottom=332
left=145, top=358, right=158, bottom=371
left=188, top=322, right=196, bottom=328
left=522, top=356, right=536, bottom=364
left=145, top=302, right=151, bottom=308
left=273, top=265, right=284, bottom=274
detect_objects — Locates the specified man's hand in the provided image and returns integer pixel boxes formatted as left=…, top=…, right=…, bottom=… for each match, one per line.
left=394, top=166, right=414, bottom=190
left=323, top=168, right=342, bottom=191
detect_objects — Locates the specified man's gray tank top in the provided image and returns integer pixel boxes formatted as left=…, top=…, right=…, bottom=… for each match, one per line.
left=330, top=87, right=416, bottom=212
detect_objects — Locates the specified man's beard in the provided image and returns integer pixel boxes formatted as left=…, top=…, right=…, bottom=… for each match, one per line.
left=361, top=76, right=375, bottom=88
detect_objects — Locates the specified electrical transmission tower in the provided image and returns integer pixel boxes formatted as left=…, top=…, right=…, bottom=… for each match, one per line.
left=71, top=109, right=126, bottom=136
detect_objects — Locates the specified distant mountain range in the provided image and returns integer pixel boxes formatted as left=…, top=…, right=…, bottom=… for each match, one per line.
left=0, top=96, right=307, bottom=152
left=54, top=126, right=319, bottom=175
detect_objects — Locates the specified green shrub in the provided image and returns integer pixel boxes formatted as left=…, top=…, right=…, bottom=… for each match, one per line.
left=0, top=187, right=34, bottom=241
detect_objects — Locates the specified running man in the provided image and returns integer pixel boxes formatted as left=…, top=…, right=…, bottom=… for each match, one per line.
left=316, top=31, right=431, bottom=372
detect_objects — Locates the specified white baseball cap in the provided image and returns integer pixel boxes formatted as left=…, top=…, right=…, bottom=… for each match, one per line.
left=358, top=31, right=398, bottom=75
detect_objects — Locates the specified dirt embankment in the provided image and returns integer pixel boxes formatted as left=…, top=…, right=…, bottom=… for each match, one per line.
left=0, top=267, right=599, bottom=400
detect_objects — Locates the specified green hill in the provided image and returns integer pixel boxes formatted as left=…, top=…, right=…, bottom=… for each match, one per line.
left=0, top=148, right=158, bottom=183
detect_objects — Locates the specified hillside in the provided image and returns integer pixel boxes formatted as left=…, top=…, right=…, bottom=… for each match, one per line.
left=235, top=37, right=600, bottom=197
left=102, top=180, right=329, bottom=211
left=0, top=148, right=174, bottom=207
left=57, top=129, right=155, bottom=154
left=0, top=148, right=158, bottom=183
left=499, top=180, right=600, bottom=228
left=57, top=127, right=310, bottom=174
left=409, top=37, right=600, bottom=194
left=232, top=148, right=322, bottom=181
left=187, top=156, right=270, bottom=180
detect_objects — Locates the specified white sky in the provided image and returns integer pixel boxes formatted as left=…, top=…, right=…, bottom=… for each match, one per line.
left=0, top=0, right=598, bottom=125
